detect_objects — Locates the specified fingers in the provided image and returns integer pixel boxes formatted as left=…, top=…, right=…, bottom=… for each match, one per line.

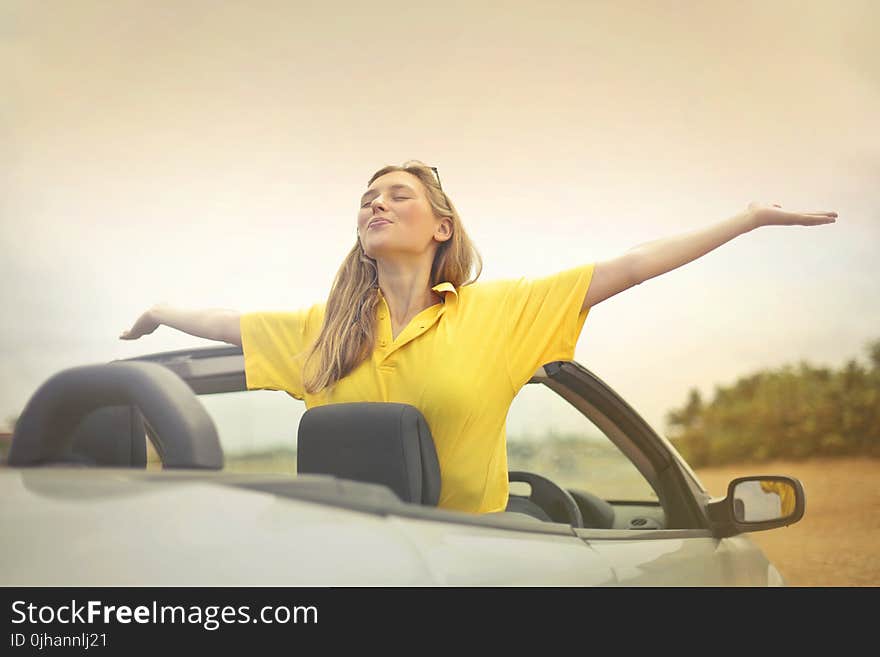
left=752, top=201, right=839, bottom=227
left=787, top=208, right=838, bottom=222
left=794, top=209, right=837, bottom=216
left=757, top=200, right=837, bottom=216
left=800, top=215, right=836, bottom=225
left=783, top=208, right=837, bottom=217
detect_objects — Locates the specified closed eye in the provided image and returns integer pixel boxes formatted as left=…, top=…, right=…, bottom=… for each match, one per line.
left=361, top=197, right=409, bottom=208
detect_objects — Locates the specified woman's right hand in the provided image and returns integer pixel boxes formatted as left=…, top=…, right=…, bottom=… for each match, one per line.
left=119, top=306, right=163, bottom=340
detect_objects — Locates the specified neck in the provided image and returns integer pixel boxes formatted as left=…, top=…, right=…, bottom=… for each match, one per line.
left=375, top=261, right=442, bottom=325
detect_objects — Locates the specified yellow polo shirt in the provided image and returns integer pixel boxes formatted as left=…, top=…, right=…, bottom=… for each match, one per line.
left=240, top=262, right=595, bottom=514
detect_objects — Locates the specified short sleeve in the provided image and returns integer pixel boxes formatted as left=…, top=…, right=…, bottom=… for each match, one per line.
left=503, top=263, right=595, bottom=390
left=239, top=304, right=324, bottom=399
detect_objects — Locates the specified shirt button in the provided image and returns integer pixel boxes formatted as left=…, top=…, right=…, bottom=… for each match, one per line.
left=378, top=313, right=385, bottom=319
left=379, top=339, right=387, bottom=346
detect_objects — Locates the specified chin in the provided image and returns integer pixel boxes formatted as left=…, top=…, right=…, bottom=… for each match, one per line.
left=363, top=242, right=396, bottom=259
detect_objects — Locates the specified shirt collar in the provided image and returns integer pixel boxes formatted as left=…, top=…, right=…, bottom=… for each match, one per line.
left=431, top=281, right=458, bottom=301
left=375, top=282, right=458, bottom=302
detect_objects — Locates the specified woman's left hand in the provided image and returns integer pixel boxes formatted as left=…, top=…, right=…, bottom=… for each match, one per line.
left=747, top=201, right=838, bottom=228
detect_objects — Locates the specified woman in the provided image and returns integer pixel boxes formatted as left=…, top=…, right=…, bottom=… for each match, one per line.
left=120, top=159, right=837, bottom=514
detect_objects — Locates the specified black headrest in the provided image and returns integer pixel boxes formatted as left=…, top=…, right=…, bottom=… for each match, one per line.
left=297, top=402, right=441, bottom=505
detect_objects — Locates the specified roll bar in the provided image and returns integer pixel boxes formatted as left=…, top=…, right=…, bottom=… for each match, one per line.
left=8, top=361, right=223, bottom=469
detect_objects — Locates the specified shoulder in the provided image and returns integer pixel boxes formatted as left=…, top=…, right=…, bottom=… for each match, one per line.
left=458, top=276, right=523, bottom=303
left=241, top=301, right=326, bottom=334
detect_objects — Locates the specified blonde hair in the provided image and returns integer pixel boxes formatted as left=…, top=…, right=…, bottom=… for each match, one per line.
left=300, top=160, right=483, bottom=395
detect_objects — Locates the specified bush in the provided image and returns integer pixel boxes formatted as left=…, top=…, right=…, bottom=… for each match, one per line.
left=667, top=339, right=880, bottom=467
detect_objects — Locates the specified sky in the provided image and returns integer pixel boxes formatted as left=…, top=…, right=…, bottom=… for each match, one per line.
left=2, top=0, right=878, bottom=448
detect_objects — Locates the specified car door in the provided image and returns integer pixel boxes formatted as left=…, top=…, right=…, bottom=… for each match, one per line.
left=508, top=361, right=779, bottom=586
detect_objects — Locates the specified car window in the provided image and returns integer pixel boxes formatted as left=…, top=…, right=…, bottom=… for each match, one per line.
left=507, top=382, right=658, bottom=502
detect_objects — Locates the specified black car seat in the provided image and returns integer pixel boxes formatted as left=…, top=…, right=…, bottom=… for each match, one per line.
left=297, top=402, right=441, bottom=506
left=63, top=406, right=148, bottom=467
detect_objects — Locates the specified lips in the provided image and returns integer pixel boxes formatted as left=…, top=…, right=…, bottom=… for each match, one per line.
left=368, top=219, right=391, bottom=228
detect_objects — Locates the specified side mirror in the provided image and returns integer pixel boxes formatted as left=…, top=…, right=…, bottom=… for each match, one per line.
left=708, top=475, right=805, bottom=538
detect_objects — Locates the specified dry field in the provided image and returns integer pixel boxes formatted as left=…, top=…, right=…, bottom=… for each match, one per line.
left=694, top=456, right=880, bottom=587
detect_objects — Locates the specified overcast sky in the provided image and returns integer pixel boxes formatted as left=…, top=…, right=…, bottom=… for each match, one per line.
left=2, top=1, right=878, bottom=448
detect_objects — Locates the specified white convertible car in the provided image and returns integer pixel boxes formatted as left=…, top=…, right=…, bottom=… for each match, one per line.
left=1, top=346, right=804, bottom=586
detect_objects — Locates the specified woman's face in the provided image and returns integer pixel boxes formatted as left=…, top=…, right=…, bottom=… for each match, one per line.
left=357, top=171, right=449, bottom=261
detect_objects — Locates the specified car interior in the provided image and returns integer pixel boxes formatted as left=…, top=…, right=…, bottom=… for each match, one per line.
left=10, top=350, right=674, bottom=532
left=56, top=400, right=664, bottom=530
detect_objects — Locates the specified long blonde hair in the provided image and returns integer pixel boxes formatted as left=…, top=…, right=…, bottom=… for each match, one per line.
left=301, top=160, right=483, bottom=395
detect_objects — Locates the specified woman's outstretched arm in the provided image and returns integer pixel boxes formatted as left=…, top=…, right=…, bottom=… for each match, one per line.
left=120, top=304, right=242, bottom=346
left=581, top=202, right=838, bottom=311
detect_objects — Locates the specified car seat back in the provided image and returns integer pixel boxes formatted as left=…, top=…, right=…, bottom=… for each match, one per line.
left=65, top=406, right=148, bottom=467
left=297, top=402, right=441, bottom=505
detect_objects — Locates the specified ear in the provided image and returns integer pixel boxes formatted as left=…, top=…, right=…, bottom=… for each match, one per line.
left=434, top=216, right=453, bottom=242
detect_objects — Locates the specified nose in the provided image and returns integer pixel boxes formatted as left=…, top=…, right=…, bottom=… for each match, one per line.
left=360, top=196, right=386, bottom=232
